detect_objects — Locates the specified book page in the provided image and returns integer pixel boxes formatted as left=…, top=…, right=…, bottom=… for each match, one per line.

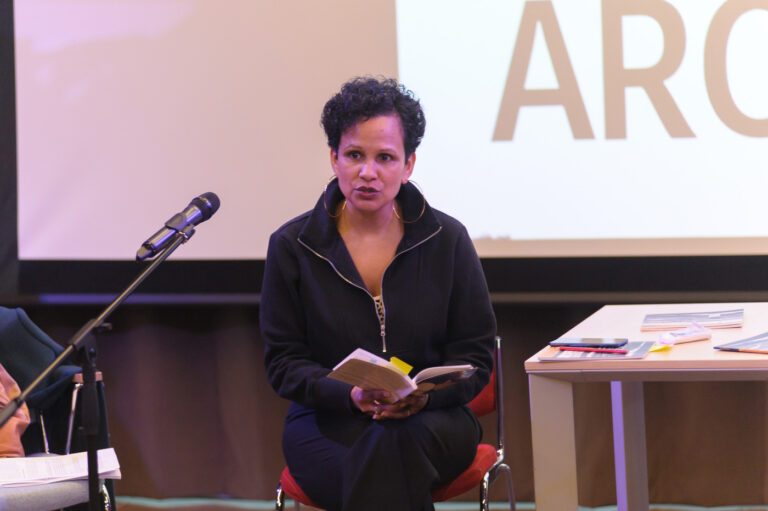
left=329, top=359, right=416, bottom=400
left=0, top=448, right=121, bottom=487
left=413, top=365, right=475, bottom=385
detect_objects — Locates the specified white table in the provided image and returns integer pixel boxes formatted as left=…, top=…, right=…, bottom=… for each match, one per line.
left=525, top=302, right=768, bottom=511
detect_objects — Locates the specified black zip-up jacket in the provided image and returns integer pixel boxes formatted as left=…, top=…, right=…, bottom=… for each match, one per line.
left=261, top=180, right=496, bottom=414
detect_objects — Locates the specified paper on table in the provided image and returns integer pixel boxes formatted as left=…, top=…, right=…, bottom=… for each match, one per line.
left=0, top=448, right=121, bottom=487
left=714, top=330, right=768, bottom=354
left=640, top=308, right=743, bottom=331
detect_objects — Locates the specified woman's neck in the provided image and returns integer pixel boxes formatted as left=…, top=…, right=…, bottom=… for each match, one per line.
left=335, top=200, right=405, bottom=295
left=336, top=200, right=403, bottom=237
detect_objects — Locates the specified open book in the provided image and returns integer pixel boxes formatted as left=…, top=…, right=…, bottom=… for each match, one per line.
left=328, top=348, right=476, bottom=401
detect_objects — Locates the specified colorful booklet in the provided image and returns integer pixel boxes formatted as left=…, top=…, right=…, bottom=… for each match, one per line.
left=537, top=341, right=655, bottom=362
left=714, top=331, right=768, bottom=354
left=640, top=308, right=743, bottom=331
left=328, top=348, right=476, bottom=400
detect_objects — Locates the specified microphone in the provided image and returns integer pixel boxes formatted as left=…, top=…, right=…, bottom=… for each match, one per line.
left=136, top=192, right=220, bottom=260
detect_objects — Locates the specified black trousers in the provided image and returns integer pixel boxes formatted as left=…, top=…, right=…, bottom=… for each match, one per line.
left=283, top=402, right=481, bottom=511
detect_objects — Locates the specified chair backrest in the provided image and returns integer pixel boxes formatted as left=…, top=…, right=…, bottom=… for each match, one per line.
left=0, top=307, right=80, bottom=409
left=468, top=365, right=496, bottom=417
left=468, top=336, right=501, bottom=418
left=0, top=307, right=63, bottom=390
left=467, top=337, right=504, bottom=452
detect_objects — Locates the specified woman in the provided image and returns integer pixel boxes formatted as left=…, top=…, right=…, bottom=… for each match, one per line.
left=260, top=77, right=496, bottom=511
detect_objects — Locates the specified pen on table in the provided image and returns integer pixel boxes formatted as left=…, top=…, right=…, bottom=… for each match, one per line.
left=558, top=347, right=628, bottom=354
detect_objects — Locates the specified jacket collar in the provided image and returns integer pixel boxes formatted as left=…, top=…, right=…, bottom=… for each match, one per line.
left=298, top=179, right=442, bottom=278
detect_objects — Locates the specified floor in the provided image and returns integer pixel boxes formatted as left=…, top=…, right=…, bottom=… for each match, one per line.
left=115, top=497, right=768, bottom=511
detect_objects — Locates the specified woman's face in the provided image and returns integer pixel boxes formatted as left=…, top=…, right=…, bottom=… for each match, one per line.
left=331, top=113, right=415, bottom=218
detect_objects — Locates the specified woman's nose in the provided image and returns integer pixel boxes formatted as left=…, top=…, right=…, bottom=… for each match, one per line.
left=359, top=162, right=376, bottom=179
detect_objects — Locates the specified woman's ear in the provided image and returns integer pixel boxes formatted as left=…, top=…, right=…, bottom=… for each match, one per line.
left=402, top=153, right=416, bottom=184
left=330, top=148, right=339, bottom=176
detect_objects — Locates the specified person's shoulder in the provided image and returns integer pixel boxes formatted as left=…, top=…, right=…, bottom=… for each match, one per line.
left=428, top=208, right=481, bottom=263
left=431, top=207, right=470, bottom=238
left=269, top=211, right=311, bottom=242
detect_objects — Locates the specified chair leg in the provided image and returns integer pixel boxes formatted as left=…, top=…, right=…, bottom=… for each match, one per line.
left=479, top=472, right=491, bottom=511
left=276, top=482, right=306, bottom=511
left=66, top=382, right=83, bottom=454
left=101, top=482, right=112, bottom=511
left=494, top=463, right=516, bottom=511
left=276, top=483, right=285, bottom=511
left=39, top=412, right=51, bottom=454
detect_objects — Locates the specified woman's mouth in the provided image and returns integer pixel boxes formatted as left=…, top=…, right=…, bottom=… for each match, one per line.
left=355, top=187, right=379, bottom=198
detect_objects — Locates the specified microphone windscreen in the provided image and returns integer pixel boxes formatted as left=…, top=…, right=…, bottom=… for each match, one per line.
left=193, top=192, right=221, bottom=220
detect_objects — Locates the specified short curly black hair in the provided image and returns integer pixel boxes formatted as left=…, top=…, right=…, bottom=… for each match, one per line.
left=321, top=76, right=426, bottom=159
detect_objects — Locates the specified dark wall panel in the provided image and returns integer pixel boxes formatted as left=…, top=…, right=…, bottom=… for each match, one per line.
left=0, top=0, right=17, bottom=296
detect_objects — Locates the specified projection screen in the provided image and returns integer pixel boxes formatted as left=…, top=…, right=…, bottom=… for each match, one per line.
left=14, top=0, right=768, bottom=262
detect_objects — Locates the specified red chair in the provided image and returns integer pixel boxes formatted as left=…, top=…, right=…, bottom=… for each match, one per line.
left=275, top=336, right=516, bottom=511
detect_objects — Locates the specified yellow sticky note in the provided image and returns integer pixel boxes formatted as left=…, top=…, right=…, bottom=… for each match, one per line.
left=389, top=356, right=413, bottom=375
left=650, top=343, right=671, bottom=353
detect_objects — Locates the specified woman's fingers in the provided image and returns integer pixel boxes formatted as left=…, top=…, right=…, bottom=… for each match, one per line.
left=353, top=388, right=427, bottom=419
left=374, top=401, right=414, bottom=420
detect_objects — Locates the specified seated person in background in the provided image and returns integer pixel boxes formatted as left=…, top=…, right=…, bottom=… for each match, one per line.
left=260, top=76, right=496, bottom=511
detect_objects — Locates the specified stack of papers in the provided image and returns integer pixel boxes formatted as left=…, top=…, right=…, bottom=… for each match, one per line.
left=641, top=308, right=744, bottom=331
left=0, top=448, right=120, bottom=487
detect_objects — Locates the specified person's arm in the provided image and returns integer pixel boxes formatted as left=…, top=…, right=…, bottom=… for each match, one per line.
left=424, top=225, right=496, bottom=410
left=260, top=231, right=356, bottom=413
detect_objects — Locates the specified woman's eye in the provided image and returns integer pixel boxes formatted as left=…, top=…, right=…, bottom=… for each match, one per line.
left=347, top=151, right=361, bottom=160
left=379, top=154, right=393, bottom=162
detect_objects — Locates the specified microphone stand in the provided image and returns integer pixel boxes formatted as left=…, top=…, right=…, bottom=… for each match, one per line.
left=0, top=228, right=193, bottom=511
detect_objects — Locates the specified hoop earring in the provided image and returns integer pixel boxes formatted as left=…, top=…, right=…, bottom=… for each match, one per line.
left=393, top=180, right=426, bottom=224
left=323, top=176, right=344, bottom=218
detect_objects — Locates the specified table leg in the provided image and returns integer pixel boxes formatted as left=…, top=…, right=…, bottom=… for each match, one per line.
left=528, top=374, right=578, bottom=510
left=610, top=381, right=649, bottom=511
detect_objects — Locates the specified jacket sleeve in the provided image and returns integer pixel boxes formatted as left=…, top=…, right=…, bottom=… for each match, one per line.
left=425, top=225, right=496, bottom=410
left=260, top=231, right=356, bottom=413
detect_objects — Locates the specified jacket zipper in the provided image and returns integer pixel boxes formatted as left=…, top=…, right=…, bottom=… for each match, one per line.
left=299, top=225, right=443, bottom=353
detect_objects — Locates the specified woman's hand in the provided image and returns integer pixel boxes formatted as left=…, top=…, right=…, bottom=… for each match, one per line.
left=350, top=386, right=396, bottom=417
left=351, top=387, right=428, bottom=420
left=377, top=391, right=428, bottom=419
